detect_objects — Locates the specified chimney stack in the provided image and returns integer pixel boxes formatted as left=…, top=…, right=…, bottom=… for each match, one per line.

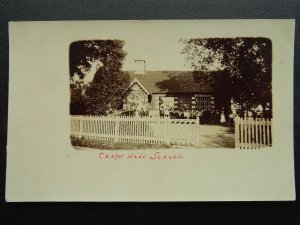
left=134, top=60, right=146, bottom=75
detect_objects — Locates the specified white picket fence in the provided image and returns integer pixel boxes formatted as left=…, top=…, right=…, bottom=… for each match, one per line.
left=234, top=116, right=272, bottom=149
left=71, top=115, right=272, bottom=149
left=71, top=115, right=200, bottom=146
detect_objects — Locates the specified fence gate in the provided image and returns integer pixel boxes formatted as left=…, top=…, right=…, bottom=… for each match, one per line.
left=234, top=117, right=272, bottom=149
left=71, top=116, right=201, bottom=147
left=168, top=119, right=200, bottom=146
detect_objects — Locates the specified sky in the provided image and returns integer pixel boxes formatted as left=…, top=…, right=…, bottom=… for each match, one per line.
left=92, top=21, right=202, bottom=71
left=80, top=33, right=192, bottom=83
left=121, top=35, right=190, bottom=71
left=71, top=20, right=281, bottom=72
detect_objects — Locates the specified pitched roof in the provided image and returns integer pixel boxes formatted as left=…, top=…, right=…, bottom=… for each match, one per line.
left=127, top=71, right=213, bottom=94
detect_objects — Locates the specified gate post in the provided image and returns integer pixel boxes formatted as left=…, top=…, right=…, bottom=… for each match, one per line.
left=197, top=124, right=200, bottom=147
left=234, top=116, right=240, bottom=149
left=114, top=116, right=120, bottom=143
left=164, top=117, right=170, bottom=146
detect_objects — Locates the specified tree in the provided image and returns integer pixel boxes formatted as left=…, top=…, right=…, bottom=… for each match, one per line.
left=181, top=38, right=272, bottom=113
left=70, top=78, right=87, bottom=115
left=85, top=67, right=130, bottom=115
left=69, top=40, right=130, bottom=115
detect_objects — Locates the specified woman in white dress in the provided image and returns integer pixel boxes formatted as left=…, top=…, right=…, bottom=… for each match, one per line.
left=220, top=111, right=226, bottom=126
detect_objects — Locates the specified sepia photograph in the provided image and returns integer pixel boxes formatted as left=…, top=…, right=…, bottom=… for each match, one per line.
left=6, top=20, right=295, bottom=202
left=2, top=0, right=299, bottom=221
left=70, top=37, right=272, bottom=150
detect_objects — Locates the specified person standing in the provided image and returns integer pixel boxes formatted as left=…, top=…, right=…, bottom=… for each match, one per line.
left=160, top=107, right=164, bottom=118
left=187, top=110, right=191, bottom=119
left=220, top=111, right=226, bottom=126
left=183, top=110, right=188, bottom=119
left=196, top=110, right=201, bottom=124
left=164, top=108, right=170, bottom=118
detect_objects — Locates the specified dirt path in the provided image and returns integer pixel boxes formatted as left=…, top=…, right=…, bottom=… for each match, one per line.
left=198, top=125, right=235, bottom=148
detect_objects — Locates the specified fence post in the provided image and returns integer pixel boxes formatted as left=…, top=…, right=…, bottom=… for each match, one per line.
left=79, top=115, right=83, bottom=139
left=266, top=118, right=270, bottom=147
left=234, top=116, right=240, bottom=149
left=164, top=117, right=170, bottom=146
left=197, top=125, right=201, bottom=147
left=196, top=116, right=200, bottom=125
left=114, top=116, right=120, bottom=143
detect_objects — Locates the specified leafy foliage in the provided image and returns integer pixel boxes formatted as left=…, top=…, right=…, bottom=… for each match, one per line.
left=70, top=40, right=126, bottom=78
left=181, top=38, right=272, bottom=111
left=70, top=78, right=87, bottom=115
left=69, top=40, right=129, bottom=115
left=85, top=68, right=130, bottom=115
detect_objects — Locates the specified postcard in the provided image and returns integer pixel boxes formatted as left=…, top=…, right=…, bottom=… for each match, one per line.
left=6, top=20, right=295, bottom=201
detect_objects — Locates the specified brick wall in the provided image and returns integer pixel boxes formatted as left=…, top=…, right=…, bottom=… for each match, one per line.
left=124, top=83, right=149, bottom=110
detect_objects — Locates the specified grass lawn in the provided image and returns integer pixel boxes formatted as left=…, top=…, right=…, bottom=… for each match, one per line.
left=71, top=136, right=170, bottom=150
left=71, top=125, right=235, bottom=150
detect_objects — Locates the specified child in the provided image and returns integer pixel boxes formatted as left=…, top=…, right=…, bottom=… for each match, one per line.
left=220, top=111, right=226, bottom=126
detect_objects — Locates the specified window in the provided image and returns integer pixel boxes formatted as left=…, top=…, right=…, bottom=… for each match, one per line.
left=196, top=96, right=211, bottom=110
left=177, top=96, right=192, bottom=110
left=159, top=97, right=175, bottom=110
left=148, top=95, right=152, bottom=103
